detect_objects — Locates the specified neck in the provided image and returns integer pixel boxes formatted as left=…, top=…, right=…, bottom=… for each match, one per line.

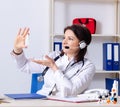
left=65, top=54, right=74, bottom=61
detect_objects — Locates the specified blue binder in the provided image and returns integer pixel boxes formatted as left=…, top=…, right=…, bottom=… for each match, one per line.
left=103, top=43, right=113, bottom=70
left=105, top=78, right=120, bottom=96
left=54, top=42, right=62, bottom=51
left=5, top=93, right=46, bottom=99
left=112, top=43, right=120, bottom=70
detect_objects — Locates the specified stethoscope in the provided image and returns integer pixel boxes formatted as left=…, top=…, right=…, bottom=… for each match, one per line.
left=37, top=53, right=84, bottom=82
left=47, top=59, right=84, bottom=96
left=37, top=53, right=64, bottom=82
left=37, top=53, right=84, bottom=95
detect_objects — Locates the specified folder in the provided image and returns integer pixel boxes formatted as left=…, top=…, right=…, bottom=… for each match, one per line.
left=105, top=78, right=120, bottom=96
left=53, top=42, right=62, bottom=51
left=103, top=43, right=113, bottom=70
left=5, top=93, right=46, bottom=99
left=112, top=43, right=120, bottom=70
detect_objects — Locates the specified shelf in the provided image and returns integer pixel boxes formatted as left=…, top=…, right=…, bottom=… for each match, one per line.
left=96, top=70, right=120, bottom=73
left=53, top=34, right=120, bottom=37
left=50, top=0, right=120, bottom=89
left=51, top=0, right=118, bottom=35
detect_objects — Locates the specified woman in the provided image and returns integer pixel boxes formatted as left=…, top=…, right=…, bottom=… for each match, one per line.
left=11, top=24, right=95, bottom=97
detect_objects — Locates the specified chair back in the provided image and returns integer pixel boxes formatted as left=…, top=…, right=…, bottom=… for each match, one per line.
left=31, top=73, right=44, bottom=93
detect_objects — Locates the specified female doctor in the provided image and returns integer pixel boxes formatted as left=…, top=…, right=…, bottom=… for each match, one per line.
left=11, top=24, right=95, bottom=97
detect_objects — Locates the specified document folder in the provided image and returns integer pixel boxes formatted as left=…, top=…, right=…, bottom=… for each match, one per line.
left=5, top=93, right=46, bottom=99
left=103, top=43, right=113, bottom=70
left=105, top=78, right=120, bottom=96
left=54, top=42, right=62, bottom=51
left=112, top=43, right=120, bottom=70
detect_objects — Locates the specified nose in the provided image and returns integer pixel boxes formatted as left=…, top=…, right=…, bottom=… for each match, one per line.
left=62, top=38, right=68, bottom=44
left=63, top=38, right=68, bottom=43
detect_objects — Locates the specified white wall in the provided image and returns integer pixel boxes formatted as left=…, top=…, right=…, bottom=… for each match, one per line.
left=0, top=0, right=50, bottom=94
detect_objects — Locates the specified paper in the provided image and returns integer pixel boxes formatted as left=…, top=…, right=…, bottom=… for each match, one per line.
left=47, top=94, right=98, bottom=103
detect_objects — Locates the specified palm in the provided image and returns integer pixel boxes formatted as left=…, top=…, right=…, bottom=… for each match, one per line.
left=15, top=35, right=26, bottom=49
left=14, top=28, right=29, bottom=50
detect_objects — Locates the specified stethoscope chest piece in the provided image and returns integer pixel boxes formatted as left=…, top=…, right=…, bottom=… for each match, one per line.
left=37, top=75, right=44, bottom=82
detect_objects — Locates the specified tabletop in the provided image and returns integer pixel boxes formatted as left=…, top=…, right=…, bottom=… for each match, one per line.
left=0, top=95, right=120, bottom=107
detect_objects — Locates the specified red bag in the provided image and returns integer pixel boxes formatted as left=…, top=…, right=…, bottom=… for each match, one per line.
left=73, top=18, right=96, bottom=34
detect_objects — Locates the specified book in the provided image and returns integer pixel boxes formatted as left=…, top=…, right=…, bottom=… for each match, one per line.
left=5, top=93, right=46, bottom=99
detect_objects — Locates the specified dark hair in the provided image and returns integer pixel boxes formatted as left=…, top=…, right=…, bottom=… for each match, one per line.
left=62, top=24, right=92, bottom=62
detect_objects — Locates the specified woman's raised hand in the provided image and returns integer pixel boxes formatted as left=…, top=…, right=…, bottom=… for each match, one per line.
left=13, top=28, right=30, bottom=54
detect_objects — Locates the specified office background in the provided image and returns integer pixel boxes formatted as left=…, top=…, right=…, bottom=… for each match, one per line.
left=0, top=0, right=50, bottom=93
left=0, top=0, right=119, bottom=94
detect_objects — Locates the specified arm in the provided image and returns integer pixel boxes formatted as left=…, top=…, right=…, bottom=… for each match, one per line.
left=11, top=27, right=45, bottom=73
left=53, top=60, right=95, bottom=97
left=11, top=51, right=45, bottom=73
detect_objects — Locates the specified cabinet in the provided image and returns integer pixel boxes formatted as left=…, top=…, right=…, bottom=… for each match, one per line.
left=50, top=0, right=120, bottom=89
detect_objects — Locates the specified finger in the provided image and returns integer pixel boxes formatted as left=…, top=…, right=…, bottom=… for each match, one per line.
left=17, top=28, right=22, bottom=36
left=21, top=27, right=29, bottom=37
left=21, top=28, right=26, bottom=35
left=31, top=59, right=43, bottom=64
left=45, top=55, right=52, bottom=61
left=23, top=28, right=30, bottom=38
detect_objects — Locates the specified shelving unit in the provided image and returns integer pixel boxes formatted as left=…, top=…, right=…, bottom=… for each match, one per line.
left=50, top=0, right=120, bottom=89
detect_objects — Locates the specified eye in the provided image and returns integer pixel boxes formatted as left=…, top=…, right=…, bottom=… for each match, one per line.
left=63, top=37, right=65, bottom=40
left=68, top=37, right=74, bottom=41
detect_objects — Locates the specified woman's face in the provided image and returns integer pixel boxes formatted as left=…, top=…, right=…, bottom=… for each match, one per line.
left=62, top=29, right=80, bottom=57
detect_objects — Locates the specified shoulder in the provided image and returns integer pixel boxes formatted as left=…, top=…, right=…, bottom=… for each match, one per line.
left=84, top=58, right=94, bottom=66
left=83, top=58, right=96, bottom=72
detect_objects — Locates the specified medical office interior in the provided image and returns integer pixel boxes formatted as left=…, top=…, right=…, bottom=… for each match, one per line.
left=0, top=0, right=120, bottom=98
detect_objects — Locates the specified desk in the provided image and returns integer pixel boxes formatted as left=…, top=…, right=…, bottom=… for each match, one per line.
left=0, top=96, right=120, bottom=107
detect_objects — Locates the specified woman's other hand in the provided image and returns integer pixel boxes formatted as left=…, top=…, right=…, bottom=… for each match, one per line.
left=31, top=55, right=58, bottom=71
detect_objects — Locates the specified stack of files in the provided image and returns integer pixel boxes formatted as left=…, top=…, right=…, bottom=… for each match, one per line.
left=103, top=43, right=120, bottom=70
left=5, top=93, right=46, bottom=99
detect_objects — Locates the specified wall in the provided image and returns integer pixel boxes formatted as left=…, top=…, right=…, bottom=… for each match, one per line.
left=0, top=0, right=50, bottom=93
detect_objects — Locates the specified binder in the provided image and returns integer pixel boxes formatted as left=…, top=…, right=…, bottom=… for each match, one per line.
left=5, top=93, right=46, bottom=99
left=53, top=42, right=62, bottom=51
left=105, top=78, right=120, bottom=96
left=112, top=43, right=120, bottom=70
left=103, top=43, right=113, bottom=70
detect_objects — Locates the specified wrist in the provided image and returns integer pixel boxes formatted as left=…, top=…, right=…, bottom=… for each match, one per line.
left=52, top=65, right=58, bottom=71
left=13, top=49, right=23, bottom=55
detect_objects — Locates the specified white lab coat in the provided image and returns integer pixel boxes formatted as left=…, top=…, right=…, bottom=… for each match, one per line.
left=11, top=51, right=95, bottom=97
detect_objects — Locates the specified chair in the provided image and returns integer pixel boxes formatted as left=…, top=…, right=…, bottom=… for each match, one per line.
left=31, top=73, right=44, bottom=93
